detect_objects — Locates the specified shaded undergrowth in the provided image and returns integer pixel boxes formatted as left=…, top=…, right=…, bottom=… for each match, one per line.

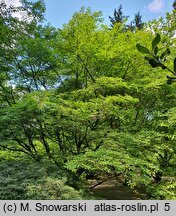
left=0, top=151, right=93, bottom=199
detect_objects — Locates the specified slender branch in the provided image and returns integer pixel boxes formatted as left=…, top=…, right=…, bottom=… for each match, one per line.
left=77, top=54, right=95, bottom=83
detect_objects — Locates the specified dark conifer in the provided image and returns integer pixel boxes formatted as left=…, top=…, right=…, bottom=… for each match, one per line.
left=133, top=12, right=144, bottom=30
left=109, top=5, right=129, bottom=28
left=173, top=0, right=176, bottom=9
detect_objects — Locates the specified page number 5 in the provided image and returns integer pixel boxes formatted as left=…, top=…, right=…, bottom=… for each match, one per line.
left=164, top=203, right=170, bottom=211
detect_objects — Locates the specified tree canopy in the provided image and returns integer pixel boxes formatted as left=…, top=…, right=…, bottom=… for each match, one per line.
left=0, top=1, right=176, bottom=200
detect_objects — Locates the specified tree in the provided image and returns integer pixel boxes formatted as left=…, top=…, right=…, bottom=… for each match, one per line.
left=55, top=7, right=107, bottom=90
left=127, top=12, right=144, bottom=31
left=109, top=5, right=129, bottom=28
left=173, top=0, right=176, bottom=10
left=133, top=12, right=144, bottom=30
left=136, top=33, right=176, bottom=197
left=0, top=2, right=176, bottom=200
left=0, top=1, right=59, bottom=162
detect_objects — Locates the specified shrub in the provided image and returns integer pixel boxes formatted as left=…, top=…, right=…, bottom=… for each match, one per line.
left=0, top=155, right=93, bottom=199
left=148, top=181, right=176, bottom=199
left=26, top=177, right=83, bottom=199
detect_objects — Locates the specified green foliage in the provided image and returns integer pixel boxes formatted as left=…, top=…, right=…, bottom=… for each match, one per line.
left=0, top=155, right=88, bottom=199
left=148, top=181, right=176, bottom=199
left=66, top=149, right=135, bottom=175
left=0, top=1, right=176, bottom=200
left=26, top=177, right=83, bottom=200
left=0, top=158, right=50, bottom=199
left=136, top=33, right=176, bottom=84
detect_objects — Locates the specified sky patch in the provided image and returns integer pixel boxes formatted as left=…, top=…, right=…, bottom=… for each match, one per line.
left=147, top=0, right=165, bottom=13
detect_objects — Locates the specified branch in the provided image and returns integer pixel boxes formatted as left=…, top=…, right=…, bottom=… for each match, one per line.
left=90, top=173, right=124, bottom=189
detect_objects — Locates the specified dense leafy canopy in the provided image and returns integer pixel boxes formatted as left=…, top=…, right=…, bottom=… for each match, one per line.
left=0, top=1, right=176, bottom=199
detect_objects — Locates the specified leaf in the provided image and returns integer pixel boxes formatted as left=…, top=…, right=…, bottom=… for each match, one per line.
left=148, top=58, right=161, bottom=68
left=154, top=46, right=158, bottom=55
left=152, top=33, right=161, bottom=50
left=136, top=43, right=150, bottom=54
left=174, top=57, right=176, bottom=73
left=167, top=79, right=172, bottom=85
left=160, top=48, right=171, bottom=60
left=167, top=76, right=176, bottom=85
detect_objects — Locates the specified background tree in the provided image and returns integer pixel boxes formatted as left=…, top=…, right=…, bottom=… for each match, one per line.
left=109, top=5, right=129, bottom=28
left=133, top=11, right=144, bottom=30
left=127, top=11, right=144, bottom=31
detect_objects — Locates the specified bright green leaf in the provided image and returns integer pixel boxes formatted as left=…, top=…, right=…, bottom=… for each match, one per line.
left=160, top=48, right=171, bottom=59
left=152, top=33, right=161, bottom=50
left=154, top=46, right=158, bottom=55
left=136, top=43, right=150, bottom=54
